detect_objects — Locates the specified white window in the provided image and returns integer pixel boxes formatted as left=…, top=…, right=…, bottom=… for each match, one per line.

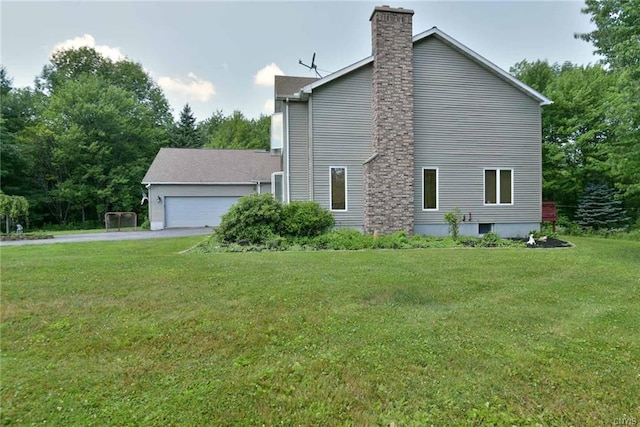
left=422, top=168, right=438, bottom=210
left=271, top=172, right=284, bottom=203
left=270, top=112, right=283, bottom=153
left=484, top=168, right=513, bottom=205
left=330, top=167, right=347, bottom=211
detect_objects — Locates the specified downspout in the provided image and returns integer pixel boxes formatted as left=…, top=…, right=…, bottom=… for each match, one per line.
left=285, top=98, right=291, bottom=204
left=308, top=96, right=313, bottom=200
left=256, top=181, right=261, bottom=194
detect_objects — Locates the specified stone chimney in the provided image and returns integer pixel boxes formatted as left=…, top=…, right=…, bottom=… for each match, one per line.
left=364, top=5, right=415, bottom=235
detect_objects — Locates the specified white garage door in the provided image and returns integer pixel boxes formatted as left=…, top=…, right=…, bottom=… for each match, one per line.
left=165, top=196, right=239, bottom=228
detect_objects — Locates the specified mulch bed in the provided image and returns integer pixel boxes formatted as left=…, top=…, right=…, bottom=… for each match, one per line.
left=458, top=237, right=573, bottom=248
left=514, top=237, right=573, bottom=249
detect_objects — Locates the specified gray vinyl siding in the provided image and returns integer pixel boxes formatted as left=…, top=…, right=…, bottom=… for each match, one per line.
left=311, top=64, right=373, bottom=227
left=275, top=99, right=284, bottom=114
left=413, top=37, right=542, bottom=225
left=288, top=102, right=310, bottom=201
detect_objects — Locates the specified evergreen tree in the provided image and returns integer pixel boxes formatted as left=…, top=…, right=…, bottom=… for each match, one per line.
left=575, top=183, right=628, bottom=230
left=171, top=103, right=202, bottom=148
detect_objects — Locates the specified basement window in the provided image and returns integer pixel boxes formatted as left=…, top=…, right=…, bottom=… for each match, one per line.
left=479, top=223, right=493, bottom=234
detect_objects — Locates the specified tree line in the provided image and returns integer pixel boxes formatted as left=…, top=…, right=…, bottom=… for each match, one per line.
left=1, top=0, right=637, bottom=231
left=511, top=0, right=639, bottom=228
left=0, top=49, right=270, bottom=230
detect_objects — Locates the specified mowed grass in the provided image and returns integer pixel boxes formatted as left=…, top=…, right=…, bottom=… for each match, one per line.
left=1, top=236, right=639, bottom=425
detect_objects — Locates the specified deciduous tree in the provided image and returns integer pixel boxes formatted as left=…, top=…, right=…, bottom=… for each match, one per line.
left=512, top=61, right=619, bottom=217
left=12, top=48, right=173, bottom=225
left=576, top=0, right=640, bottom=79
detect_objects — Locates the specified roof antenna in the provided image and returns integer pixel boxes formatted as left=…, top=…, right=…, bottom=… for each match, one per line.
left=299, top=53, right=322, bottom=78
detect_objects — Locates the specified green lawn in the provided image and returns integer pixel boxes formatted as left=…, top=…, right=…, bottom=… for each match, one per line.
left=1, top=236, right=638, bottom=425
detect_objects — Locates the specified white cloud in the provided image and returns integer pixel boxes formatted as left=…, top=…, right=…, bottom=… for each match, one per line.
left=52, top=34, right=126, bottom=62
left=254, top=63, right=283, bottom=87
left=262, top=99, right=274, bottom=115
left=157, top=73, right=216, bottom=102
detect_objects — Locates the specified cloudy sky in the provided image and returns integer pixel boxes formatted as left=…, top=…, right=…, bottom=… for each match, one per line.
left=2, top=1, right=599, bottom=121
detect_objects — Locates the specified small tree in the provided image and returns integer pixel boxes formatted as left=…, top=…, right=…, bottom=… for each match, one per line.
left=444, top=207, right=463, bottom=240
left=0, top=191, right=29, bottom=233
left=575, top=183, right=628, bottom=230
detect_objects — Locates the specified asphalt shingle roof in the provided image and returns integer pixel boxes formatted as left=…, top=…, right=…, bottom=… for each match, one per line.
left=142, top=148, right=282, bottom=184
left=274, top=76, right=317, bottom=98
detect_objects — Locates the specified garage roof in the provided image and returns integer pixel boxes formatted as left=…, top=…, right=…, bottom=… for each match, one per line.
left=142, top=148, right=282, bottom=184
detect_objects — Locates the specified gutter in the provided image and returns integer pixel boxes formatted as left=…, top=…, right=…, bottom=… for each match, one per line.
left=141, top=181, right=273, bottom=185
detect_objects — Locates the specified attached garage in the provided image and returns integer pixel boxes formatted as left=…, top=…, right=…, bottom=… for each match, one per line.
left=142, top=148, right=282, bottom=230
left=164, top=196, right=239, bottom=228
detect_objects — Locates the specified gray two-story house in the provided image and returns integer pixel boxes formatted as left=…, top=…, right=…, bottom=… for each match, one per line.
left=270, top=5, right=551, bottom=237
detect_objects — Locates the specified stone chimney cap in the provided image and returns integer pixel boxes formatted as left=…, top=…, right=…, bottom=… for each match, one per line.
left=370, top=5, right=415, bottom=21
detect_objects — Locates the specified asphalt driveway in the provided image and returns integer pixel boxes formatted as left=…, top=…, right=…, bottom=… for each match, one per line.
left=0, top=227, right=213, bottom=247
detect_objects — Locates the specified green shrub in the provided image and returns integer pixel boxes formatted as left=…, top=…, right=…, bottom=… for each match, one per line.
left=556, top=215, right=583, bottom=235
left=481, top=231, right=502, bottom=247
left=281, top=201, right=334, bottom=238
left=536, top=224, right=558, bottom=239
left=217, top=193, right=283, bottom=244
left=140, top=216, right=150, bottom=230
left=312, top=228, right=373, bottom=250
left=374, top=231, right=413, bottom=249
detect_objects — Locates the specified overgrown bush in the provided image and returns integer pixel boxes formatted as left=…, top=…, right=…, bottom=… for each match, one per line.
left=195, top=227, right=527, bottom=253
left=555, top=215, right=583, bottom=235
left=281, top=201, right=334, bottom=238
left=216, top=193, right=283, bottom=244
left=312, top=228, right=373, bottom=250
left=373, top=231, right=413, bottom=249
left=312, top=230, right=426, bottom=250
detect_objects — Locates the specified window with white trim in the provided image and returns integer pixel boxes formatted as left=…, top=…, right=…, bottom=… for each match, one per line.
left=271, top=172, right=284, bottom=203
left=484, top=168, right=513, bottom=205
left=422, top=168, right=438, bottom=210
left=330, top=167, right=347, bottom=211
left=270, top=112, right=283, bottom=153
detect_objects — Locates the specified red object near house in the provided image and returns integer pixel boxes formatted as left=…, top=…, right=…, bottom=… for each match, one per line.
left=542, top=202, right=557, bottom=232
